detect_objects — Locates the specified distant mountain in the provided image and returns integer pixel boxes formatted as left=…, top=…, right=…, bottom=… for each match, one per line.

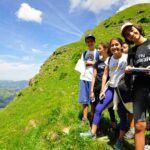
left=0, top=80, right=28, bottom=89
left=0, top=80, right=28, bottom=108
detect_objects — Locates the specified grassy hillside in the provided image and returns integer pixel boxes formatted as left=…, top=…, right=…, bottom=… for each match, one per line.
left=0, top=4, right=150, bottom=150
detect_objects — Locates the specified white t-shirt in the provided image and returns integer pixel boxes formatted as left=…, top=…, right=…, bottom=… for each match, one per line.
left=80, top=49, right=97, bottom=81
left=105, top=54, right=128, bottom=87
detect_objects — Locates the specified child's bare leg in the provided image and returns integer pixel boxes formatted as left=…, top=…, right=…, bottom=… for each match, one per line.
left=135, top=121, right=146, bottom=150
left=83, top=104, right=88, bottom=120
left=91, top=124, right=98, bottom=134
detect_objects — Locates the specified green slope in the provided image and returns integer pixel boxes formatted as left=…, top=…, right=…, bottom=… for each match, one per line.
left=0, top=4, right=150, bottom=150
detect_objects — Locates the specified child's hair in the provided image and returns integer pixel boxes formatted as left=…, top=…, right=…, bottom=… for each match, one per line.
left=99, top=42, right=112, bottom=56
left=122, top=25, right=145, bottom=45
left=110, top=37, right=123, bottom=46
left=122, top=41, right=128, bottom=45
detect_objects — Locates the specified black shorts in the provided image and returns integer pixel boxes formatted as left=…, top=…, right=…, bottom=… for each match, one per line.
left=133, top=81, right=150, bottom=122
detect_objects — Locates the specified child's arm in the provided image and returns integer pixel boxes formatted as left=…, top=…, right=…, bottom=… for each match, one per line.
left=90, top=69, right=97, bottom=99
left=99, top=65, right=109, bottom=99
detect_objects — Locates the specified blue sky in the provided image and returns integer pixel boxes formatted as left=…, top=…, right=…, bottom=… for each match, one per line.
left=0, top=0, right=149, bottom=81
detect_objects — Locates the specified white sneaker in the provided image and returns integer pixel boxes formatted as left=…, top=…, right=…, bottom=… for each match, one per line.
left=145, top=145, right=150, bottom=150
left=124, top=128, right=135, bottom=139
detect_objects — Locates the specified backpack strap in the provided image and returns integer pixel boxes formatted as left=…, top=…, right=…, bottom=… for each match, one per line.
left=106, top=56, right=112, bottom=81
left=108, top=56, right=112, bottom=66
left=83, top=51, right=87, bottom=61
left=95, top=51, right=99, bottom=61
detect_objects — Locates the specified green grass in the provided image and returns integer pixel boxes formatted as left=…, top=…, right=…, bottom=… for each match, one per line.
left=0, top=3, right=150, bottom=150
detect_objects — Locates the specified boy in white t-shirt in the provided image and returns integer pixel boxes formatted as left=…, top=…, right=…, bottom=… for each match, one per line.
left=78, top=34, right=99, bottom=124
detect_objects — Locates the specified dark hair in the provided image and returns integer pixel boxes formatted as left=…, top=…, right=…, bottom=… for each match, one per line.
left=99, top=42, right=112, bottom=56
left=122, top=42, right=128, bottom=45
left=122, top=25, right=145, bottom=45
left=110, top=37, right=123, bottom=46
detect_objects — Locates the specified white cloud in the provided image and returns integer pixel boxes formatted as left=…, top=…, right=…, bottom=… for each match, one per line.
left=31, top=48, right=42, bottom=53
left=117, top=0, right=150, bottom=12
left=31, top=48, right=50, bottom=55
left=69, top=0, right=150, bottom=14
left=69, top=0, right=120, bottom=14
left=0, top=60, right=40, bottom=81
left=42, top=0, right=83, bottom=37
left=22, top=56, right=35, bottom=61
left=0, top=55, right=35, bottom=62
left=16, top=3, right=43, bottom=24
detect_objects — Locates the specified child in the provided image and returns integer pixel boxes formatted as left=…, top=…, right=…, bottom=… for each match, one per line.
left=121, top=22, right=150, bottom=150
left=80, top=38, right=128, bottom=142
left=90, top=42, right=116, bottom=128
left=122, top=42, right=129, bottom=54
left=78, top=34, right=99, bottom=124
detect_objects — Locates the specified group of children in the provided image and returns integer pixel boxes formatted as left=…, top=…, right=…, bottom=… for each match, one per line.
left=76, top=22, right=150, bottom=150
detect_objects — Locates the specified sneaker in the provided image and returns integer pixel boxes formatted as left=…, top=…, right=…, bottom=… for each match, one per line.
left=145, top=145, right=150, bottom=150
left=114, top=139, right=123, bottom=150
left=124, top=128, right=135, bottom=140
left=80, top=131, right=96, bottom=138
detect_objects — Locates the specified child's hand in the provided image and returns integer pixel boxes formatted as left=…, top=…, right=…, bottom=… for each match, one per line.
left=90, top=91, right=94, bottom=101
left=99, top=91, right=105, bottom=101
left=86, top=61, right=95, bottom=66
left=125, top=65, right=133, bottom=74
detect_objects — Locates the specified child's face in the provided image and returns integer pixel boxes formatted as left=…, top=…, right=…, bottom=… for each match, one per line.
left=124, top=26, right=141, bottom=43
left=98, top=45, right=107, bottom=56
left=110, top=40, right=122, bottom=57
left=85, top=38, right=95, bottom=50
left=122, top=43, right=129, bottom=54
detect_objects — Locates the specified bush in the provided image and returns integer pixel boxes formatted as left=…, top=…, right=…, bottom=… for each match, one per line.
left=72, top=53, right=81, bottom=64
left=138, top=17, right=150, bottom=23
left=59, top=73, right=68, bottom=80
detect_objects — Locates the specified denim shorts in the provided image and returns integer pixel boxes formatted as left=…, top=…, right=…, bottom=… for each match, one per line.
left=78, top=80, right=91, bottom=104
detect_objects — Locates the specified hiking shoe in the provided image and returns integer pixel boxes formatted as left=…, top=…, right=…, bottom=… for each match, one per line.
left=114, top=139, right=123, bottom=150
left=124, top=128, right=135, bottom=139
left=80, top=131, right=96, bottom=138
left=145, top=145, right=150, bottom=150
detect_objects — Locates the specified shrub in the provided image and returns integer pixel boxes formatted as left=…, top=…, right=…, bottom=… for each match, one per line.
left=59, top=73, right=68, bottom=80
left=138, top=17, right=150, bottom=23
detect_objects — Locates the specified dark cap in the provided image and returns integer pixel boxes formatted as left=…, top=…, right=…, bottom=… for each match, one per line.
left=85, top=34, right=95, bottom=41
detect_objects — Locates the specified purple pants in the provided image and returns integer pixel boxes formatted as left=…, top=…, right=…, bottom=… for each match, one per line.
left=93, top=87, right=114, bottom=125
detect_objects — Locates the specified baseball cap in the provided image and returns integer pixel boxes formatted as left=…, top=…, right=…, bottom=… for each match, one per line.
left=121, top=22, right=133, bottom=36
left=85, top=34, right=95, bottom=41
